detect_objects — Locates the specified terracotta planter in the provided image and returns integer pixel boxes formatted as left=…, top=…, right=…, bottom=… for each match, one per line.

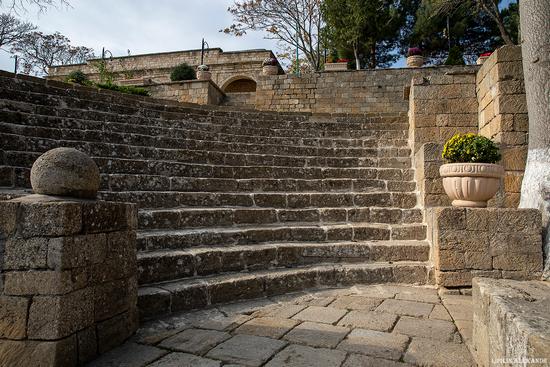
left=406, top=55, right=424, bottom=68
left=262, top=65, right=279, bottom=75
left=440, top=163, right=504, bottom=207
left=197, top=70, right=212, bottom=81
left=324, top=62, right=348, bottom=71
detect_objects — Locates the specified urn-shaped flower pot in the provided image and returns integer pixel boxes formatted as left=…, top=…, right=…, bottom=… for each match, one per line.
left=406, top=55, right=424, bottom=68
left=440, top=163, right=504, bottom=207
left=262, top=65, right=279, bottom=75
left=440, top=133, right=503, bottom=207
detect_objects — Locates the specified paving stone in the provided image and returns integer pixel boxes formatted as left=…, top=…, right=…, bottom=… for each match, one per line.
left=252, top=304, right=306, bottom=319
left=337, top=329, right=409, bottom=361
left=455, top=319, right=473, bottom=343
left=87, top=342, right=168, bottom=367
left=159, top=329, right=231, bottom=354
left=393, top=317, right=456, bottom=341
left=283, top=322, right=350, bottom=348
left=148, top=352, right=221, bottom=367
left=403, top=337, right=475, bottom=367
left=329, top=296, right=384, bottom=311
left=444, top=303, right=473, bottom=321
left=235, top=317, right=300, bottom=338
left=206, top=334, right=286, bottom=367
left=438, top=294, right=472, bottom=305
left=337, top=310, right=398, bottom=332
left=343, top=353, right=415, bottom=367
left=265, top=344, right=347, bottom=367
left=351, top=285, right=400, bottom=298
left=218, top=299, right=277, bottom=315
left=375, top=299, right=434, bottom=318
left=292, top=306, right=347, bottom=325
left=189, top=311, right=251, bottom=331
left=395, top=288, right=440, bottom=304
left=429, top=304, right=453, bottom=321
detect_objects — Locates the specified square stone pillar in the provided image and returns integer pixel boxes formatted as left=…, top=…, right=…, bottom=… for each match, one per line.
left=426, top=207, right=543, bottom=287
left=0, top=195, right=138, bottom=366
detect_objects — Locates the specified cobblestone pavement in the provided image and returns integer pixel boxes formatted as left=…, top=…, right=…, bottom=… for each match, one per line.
left=87, top=284, right=476, bottom=367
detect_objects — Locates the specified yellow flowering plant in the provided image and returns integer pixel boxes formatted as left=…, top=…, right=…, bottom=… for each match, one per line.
left=442, top=133, right=501, bottom=164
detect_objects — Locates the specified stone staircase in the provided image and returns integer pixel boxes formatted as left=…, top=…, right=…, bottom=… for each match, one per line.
left=0, top=72, right=431, bottom=321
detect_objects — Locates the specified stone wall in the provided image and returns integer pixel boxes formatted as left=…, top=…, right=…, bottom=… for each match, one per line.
left=427, top=207, right=543, bottom=288
left=0, top=195, right=138, bottom=366
left=48, top=48, right=281, bottom=91
left=472, top=278, right=550, bottom=367
left=477, top=46, right=528, bottom=208
left=146, top=80, right=226, bottom=106
left=255, top=66, right=479, bottom=115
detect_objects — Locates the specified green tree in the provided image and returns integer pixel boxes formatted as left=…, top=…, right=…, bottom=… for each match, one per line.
left=322, top=0, right=407, bottom=69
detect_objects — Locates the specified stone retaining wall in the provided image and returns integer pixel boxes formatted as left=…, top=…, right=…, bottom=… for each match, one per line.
left=0, top=195, right=138, bottom=366
left=427, top=207, right=543, bottom=288
left=477, top=46, right=528, bottom=208
left=146, top=80, right=226, bottom=106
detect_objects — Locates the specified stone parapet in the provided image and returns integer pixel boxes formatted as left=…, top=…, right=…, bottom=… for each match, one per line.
left=476, top=45, right=527, bottom=207
left=472, top=278, right=550, bottom=366
left=146, top=80, right=226, bottom=106
left=414, top=143, right=450, bottom=208
left=0, top=195, right=138, bottom=366
left=427, top=207, right=543, bottom=287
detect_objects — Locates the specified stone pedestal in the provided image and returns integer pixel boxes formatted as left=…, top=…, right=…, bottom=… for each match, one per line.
left=0, top=195, right=138, bottom=366
left=427, top=207, right=543, bottom=287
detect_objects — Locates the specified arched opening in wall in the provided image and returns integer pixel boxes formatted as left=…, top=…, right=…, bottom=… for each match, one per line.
left=222, top=77, right=257, bottom=108
left=224, top=78, right=257, bottom=93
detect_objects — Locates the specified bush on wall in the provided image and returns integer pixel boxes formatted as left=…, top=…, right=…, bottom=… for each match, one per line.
left=170, top=63, right=196, bottom=81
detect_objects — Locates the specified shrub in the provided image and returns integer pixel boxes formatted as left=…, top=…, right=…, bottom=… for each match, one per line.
left=445, top=46, right=465, bottom=65
left=170, top=63, right=196, bottom=81
left=66, top=70, right=91, bottom=85
left=96, top=83, right=150, bottom=96
left=442, top=133, right=501, bottom=164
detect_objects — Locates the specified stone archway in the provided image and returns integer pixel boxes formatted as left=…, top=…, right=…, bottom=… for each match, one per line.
left=221, top=76, right=257, bottom=108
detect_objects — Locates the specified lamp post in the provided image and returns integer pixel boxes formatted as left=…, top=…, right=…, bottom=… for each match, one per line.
left=201, top=38, right=209, bottom=65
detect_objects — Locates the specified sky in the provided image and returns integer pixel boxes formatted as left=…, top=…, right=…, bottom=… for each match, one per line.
left=0, top=0, right=516, bottom=73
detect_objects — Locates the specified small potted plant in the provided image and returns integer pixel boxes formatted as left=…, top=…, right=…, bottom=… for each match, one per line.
left=440, top=133, right=504, bottom=207
left=262, top=58, right=279, bottom=75
left=476, top=52, right=493, bottom=65
left=406, top=47, right=424, bottom=68
left=197, top=64, right=211, bottom=80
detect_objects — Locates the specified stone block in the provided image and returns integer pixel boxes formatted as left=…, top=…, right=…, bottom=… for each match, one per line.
left=0, top=202, right=18, bottom=239
left=338, top=329, right=409, bottom=361
left=19, top=200, right=82, bottom=238
left=292, top=306, right=347, bottom=325
left=27, top=289, right=94, bottom=340
left=403, top=337, right=475, bottom=367
left=206, top=334, right=286, bottom=367
left=0, top=296, right=29, bottom=340
left=3, top=270, right=83, bottom=296
left=3, top=237, right=48, bottom=270
left=393, top=317, right=456, bottom=342
left=265, top=344, right=347, bottom=367
left=47, top=234, right=107, bottom=270
left=337, top=310, right=398, bottom=331
left=0, top=336, right=77, bottom=367
left=159, top=328, right=231, bottom=355
left=82, top=201, right=133, bottom=233
left=96, top=310, right=139, bottom=354
left=235, top=317, right=299, bottom=339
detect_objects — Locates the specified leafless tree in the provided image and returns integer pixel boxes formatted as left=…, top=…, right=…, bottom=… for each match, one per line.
left=222, top=0, right=324, bottom=71
left=0, top=0, right=69, bottom=13
left=0, top=13, right=34, bottom=50
left=11, top=31, right=94, bottom=75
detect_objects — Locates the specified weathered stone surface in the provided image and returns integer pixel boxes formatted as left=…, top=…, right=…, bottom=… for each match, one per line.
left=0, top=296, right=29, bottom=340
left=337, top=329, right=409, bottom=360
left=235, top=317, right=299, bottom=339
left=265, top=344, right=347, bottom=367
left=292, top=306, right=347, bottom=325
left=343, top=354, right=414, bottom=367
left=329, top=295, right=383, bottom=311
left=87, top=342, right=168, bottom=367
left=148, top=352, right=221, bottom=367
left=0, top=336, right=77, bottom=367
left=3, top=237, right=48, bottom=270
left=30, top=147, right=100, bottom=198
left=403, top=337, right=475, bottom=367
left=159, top=328, right=231, bottom=354
left=337, top=310, right=398, bottom=332
left=206, top=334, right=286, bottom=367
left=17, top=199, right=82, bottom=238
left=429, top=304, right=453, bottom=321
left=393, top=317, right=457, bottom=341
left=375, top=299, right=434, bottom=318
left=283, top=322, right=349, bottom=348
left=3, top=271, right=79, bottom=296
left=252, top=304, right=306, bottom=319
left=96, top=310, right=138, bottom=353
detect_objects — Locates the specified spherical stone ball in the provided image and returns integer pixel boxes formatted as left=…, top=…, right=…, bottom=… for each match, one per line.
left=30, top=147, right=100, bottom=199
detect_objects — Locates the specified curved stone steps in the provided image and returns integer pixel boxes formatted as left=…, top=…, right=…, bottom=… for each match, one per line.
left=137, top=240, right=430, bottom=284
left=136, top=222, right=427, bottom=252
left=137, top=261, right=432, bottom=320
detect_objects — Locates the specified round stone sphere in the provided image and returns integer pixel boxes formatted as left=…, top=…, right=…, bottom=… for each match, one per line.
left=30, top=148, right=100, bottom=199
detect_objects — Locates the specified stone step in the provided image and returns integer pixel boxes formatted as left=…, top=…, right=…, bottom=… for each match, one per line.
left=0, top=99, right=409, bottom=140
left=138, top=205, right=422, bottom=230
left=137, top=261, right=431, bottom=319
left=136, top=222, right=427, bottom=251
left=96, top=183, right=417, bottom=208
left=1, top=111, right=411, bottom=149
left=137, top=240, right=431, bottom=284
left=0, top=124, right=409, bottom=160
